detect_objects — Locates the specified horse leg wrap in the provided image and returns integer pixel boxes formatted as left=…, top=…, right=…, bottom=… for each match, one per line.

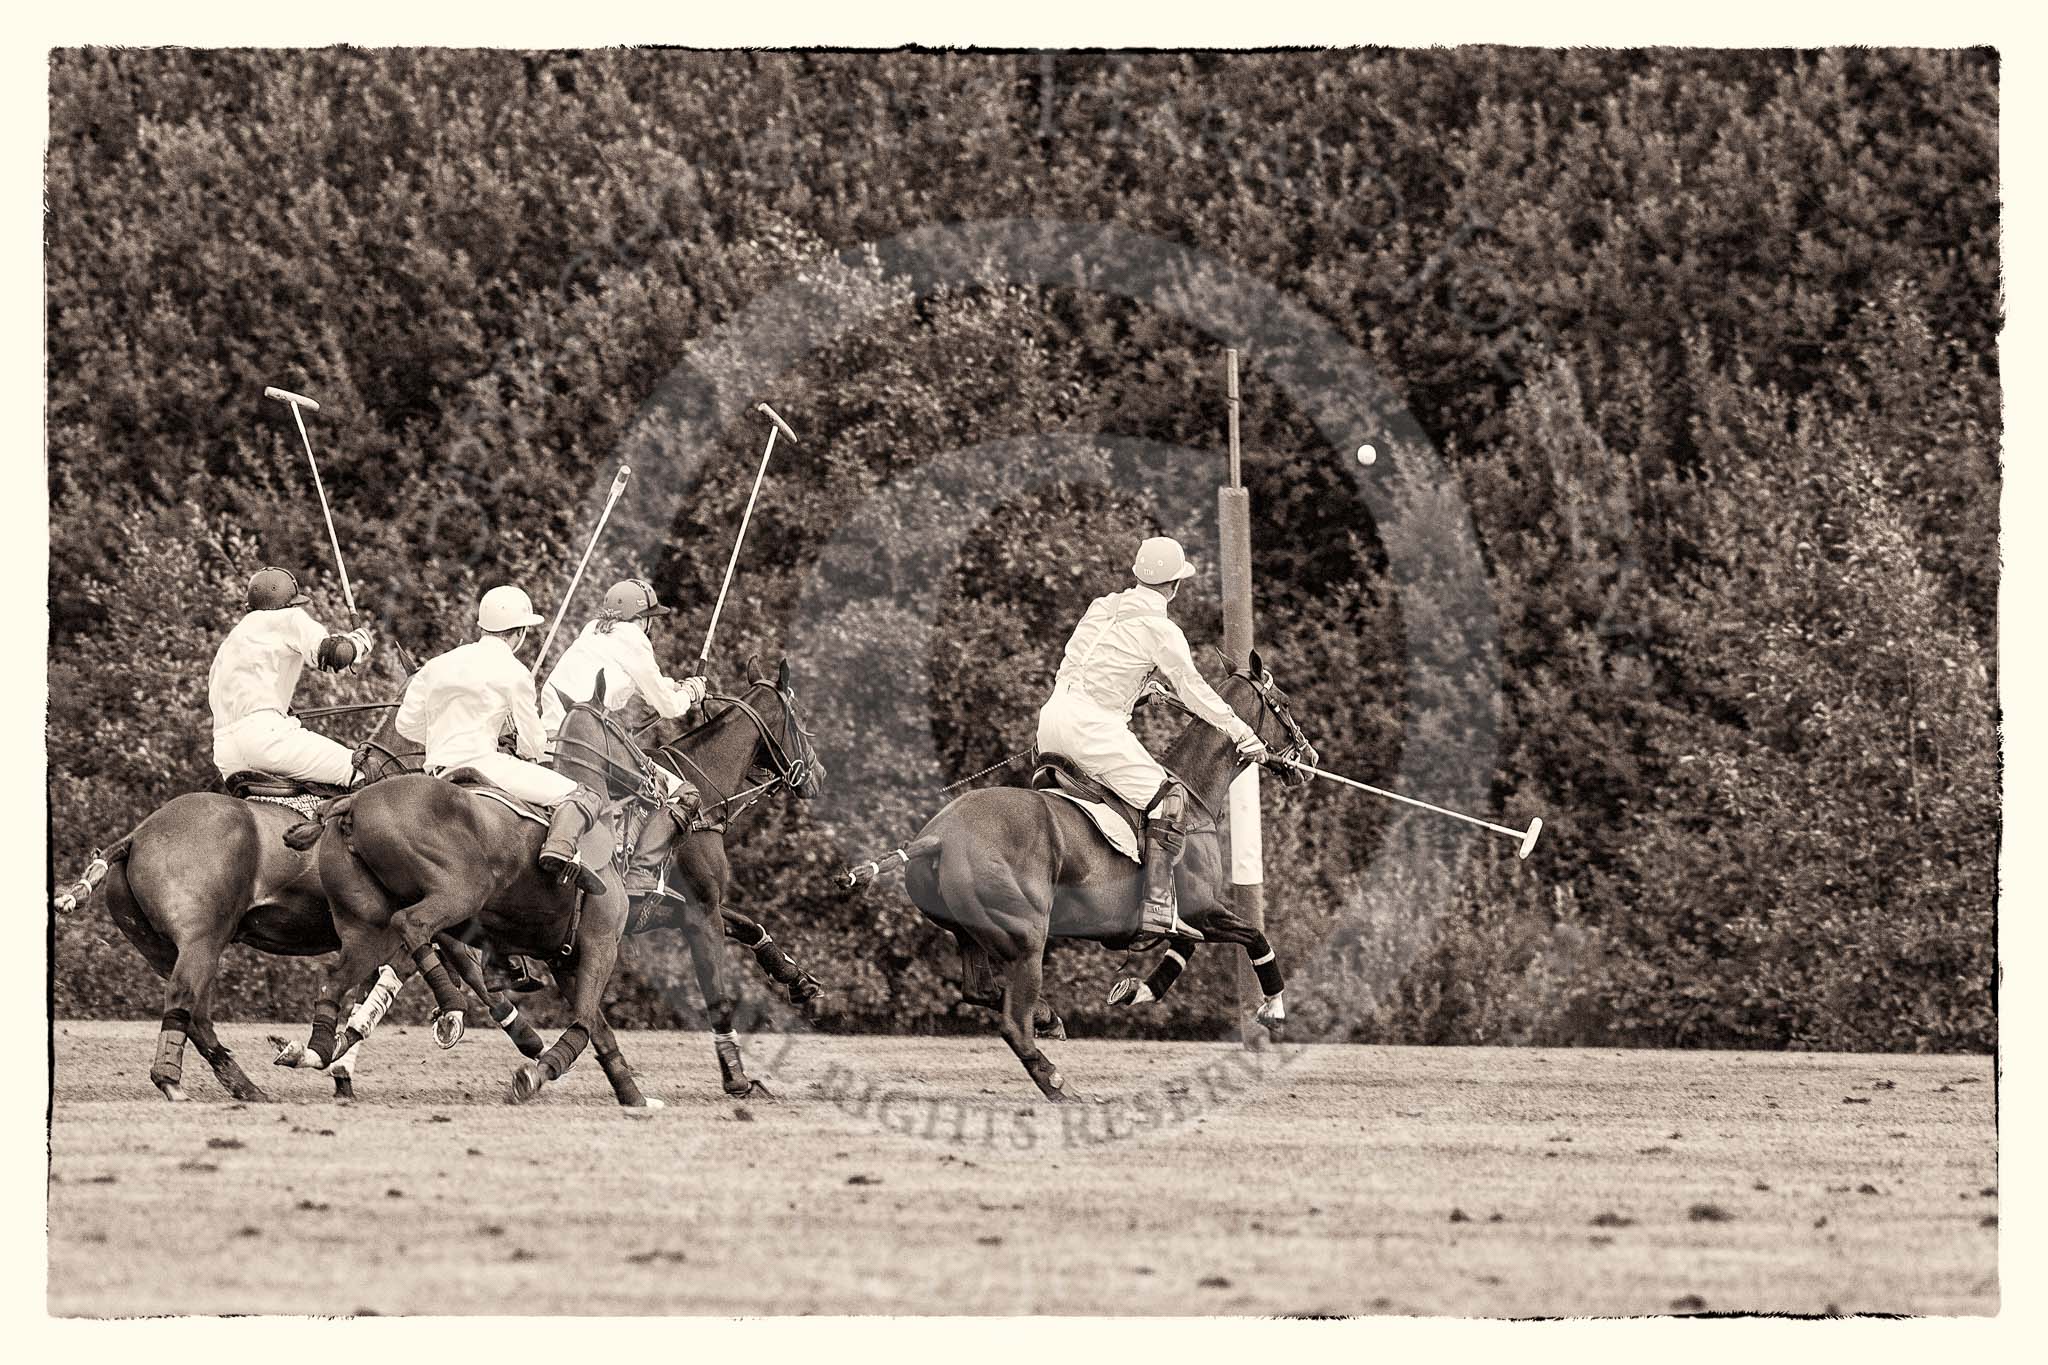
left=490, top=999, right=547, bottom=1059
left=596, top=1044, right=646, bottom=1106
left=307, top=1001, right=340, bottom=1070
left=714, top=1030, right=750, bottom=1095
left=538, top=1024, right=591, bottom=1082
left=344, top=965, right=403, bottom=1041
left=1148, top=945, right=1191, bottom=996
left=411, top=942, right=464, bottom=1017
left=153, top=1008, right=192, bottom=1087
left=752, top=935, right=801, bottom=985
left=1248, top=939, right=1285, bottom=998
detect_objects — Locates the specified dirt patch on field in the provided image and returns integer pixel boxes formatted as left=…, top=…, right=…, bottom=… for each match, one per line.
left=48, top=1023, right=1996, bottom=1316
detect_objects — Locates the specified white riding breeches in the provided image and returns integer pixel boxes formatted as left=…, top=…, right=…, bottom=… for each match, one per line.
left=213, top=711, right=356, bottom=786
left=1036, top=688, right=1171, bottom=810
left=435, top=751, right=579, bottom=806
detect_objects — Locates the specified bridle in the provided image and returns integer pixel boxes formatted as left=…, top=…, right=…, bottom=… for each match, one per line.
left=1234, top=666, right=1318, bottom=774
left=654, top=677, right=820, bottom=830
left=550, top=697, right=668, bottom=804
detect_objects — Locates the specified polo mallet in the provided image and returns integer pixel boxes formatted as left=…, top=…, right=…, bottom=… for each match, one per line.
left=535, top=464, right=632, bottom=669
left=699, top=402, right=797, bottom=673
left=1274, top=756, right=1544, bottom=859
left=264, top=386, right=356, bottom=625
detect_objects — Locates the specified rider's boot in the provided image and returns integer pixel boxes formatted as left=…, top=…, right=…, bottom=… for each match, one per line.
left=1138, top=781, right=1202, bottom=940
left=538, top=784, right=610, bottom=896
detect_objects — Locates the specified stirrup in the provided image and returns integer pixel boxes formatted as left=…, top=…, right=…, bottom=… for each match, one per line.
left=540, top=849, right=607, bottom=897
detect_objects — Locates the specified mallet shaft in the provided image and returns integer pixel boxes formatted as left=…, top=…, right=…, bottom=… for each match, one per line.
left=1276, top=757, right=1542, bottom=857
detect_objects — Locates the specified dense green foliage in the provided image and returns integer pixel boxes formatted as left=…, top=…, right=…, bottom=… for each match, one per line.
left=47, top=49, right=1998, bottom=1050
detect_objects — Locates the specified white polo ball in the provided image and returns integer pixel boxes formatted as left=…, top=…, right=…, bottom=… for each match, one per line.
left=1357, top=444, right=1377, bottom=466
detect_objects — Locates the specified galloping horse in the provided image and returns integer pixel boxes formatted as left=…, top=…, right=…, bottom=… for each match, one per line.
left=52, top=701, right=540, bottom=1103
left=633, top=659, right=824, bottom=1095
left=292, top=693, right=665, bottom=1107
left=326, top=661, right=826, bottom=1097
left=847, top=652, right=1316, bottom=1102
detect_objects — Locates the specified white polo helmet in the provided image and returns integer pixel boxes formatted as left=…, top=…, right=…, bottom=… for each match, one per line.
left=478, top=584, right=544, bottom=632
left=1133, top=536, right=1198, bottom=585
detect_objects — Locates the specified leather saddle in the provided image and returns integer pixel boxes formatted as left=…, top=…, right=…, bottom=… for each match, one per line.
left=1029, top=752, right=1145, bottom=847
left=437, top=767, right=553, bottom=827
left=222, top=770, right=352, bottom=801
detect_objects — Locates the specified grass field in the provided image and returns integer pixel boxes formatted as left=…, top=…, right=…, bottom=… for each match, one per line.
left=48, top=1020, right=1997, bottom=1317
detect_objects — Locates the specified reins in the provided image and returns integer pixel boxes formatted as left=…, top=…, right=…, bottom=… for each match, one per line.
left=652, top=681, right=817, bottom=829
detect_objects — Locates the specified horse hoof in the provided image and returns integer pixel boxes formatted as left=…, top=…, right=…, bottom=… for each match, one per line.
left=623, top=1097, right=667, bottom=1116
left=333, top=1074, right=355, bottom=1101
left=154, top=1079, right=188, bottom=1103
left=1106, top=978, right=1151, bottom=1008
left=271, top=1040, right=327, bottom=1071
left=434, top=1011, right=465, bottom=1050
left=505, top=1063, right=546, bottom=1105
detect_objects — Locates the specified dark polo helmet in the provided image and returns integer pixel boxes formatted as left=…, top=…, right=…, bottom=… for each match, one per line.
left=602, top=578, right=675, bottom=621
left=246, top=567, right=311, bottom=611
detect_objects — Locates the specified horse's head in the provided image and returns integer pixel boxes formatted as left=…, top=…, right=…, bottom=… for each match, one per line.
left=554, top=673, right=662, bottom=800
left=354, top=703, right=422, bottom=784
left=1230, top=648, right=1318, bottom=788
left=731, top=656, right=824, bottom=801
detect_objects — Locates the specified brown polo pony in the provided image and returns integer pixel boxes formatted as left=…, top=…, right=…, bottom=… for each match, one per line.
left=847, top=652, right=1316, bottom=1102
left=325, top=662, right=826, bottom=1098
left=631, top=660, right=824, bottom=1094
left=53, top=701, right=540, bottom=1104
left=292, top=693, right=664, bottom=1106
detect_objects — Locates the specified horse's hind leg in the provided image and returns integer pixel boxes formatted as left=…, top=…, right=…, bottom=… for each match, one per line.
left=994, top=934, right=1081, bottom=1104
left=589, top=1008, right=661, bottom=1109
left=437, top=930, right=545, bottom=1059
left=153, top=936, right=235, bottom=1103
left=508, top=915, right=622, bottom=1106
left=188, top=995, right=267, bottom=1103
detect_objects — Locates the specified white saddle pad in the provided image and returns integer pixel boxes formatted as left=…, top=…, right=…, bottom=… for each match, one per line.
left=1042, top=790, right=1140, bottom=862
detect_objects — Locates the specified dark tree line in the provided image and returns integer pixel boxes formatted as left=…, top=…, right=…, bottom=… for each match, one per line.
left=47, top=48, right=1998, bottom=1050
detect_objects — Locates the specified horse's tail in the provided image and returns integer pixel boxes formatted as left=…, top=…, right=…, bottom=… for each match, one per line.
left=283, top=792, right=358, bottom=851
left=836, top=834, right=940, bottom=891
left=51, top=834, right=134, bottom=915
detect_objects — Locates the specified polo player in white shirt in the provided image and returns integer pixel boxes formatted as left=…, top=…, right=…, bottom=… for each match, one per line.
left=539, top=578, right=707, bottom=738
left=395, top=585, right=610, bottom=896
left=208, top=567, right=374, bottom=786
left=1036, top=536, right=1268, bottom=939
left=540, top=578, right=708, bottom=904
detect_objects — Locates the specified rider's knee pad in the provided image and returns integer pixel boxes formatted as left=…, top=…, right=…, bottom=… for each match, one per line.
left=1147, top=778, right=1188, bottom=824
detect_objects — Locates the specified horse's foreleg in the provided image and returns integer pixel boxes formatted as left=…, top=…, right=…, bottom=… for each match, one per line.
left=1245, top=930, right=1286, bottom=1036
left=682, top=899, right=758, bottom=1096
left=1109, top=937, right=1200, bottom=1008
left=723, top=909, right=826, bottom=1022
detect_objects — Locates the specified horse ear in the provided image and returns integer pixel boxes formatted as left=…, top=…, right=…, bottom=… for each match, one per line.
left=551, top=684, right=577, bottom=713
left=591, top=670, right=608, bottom=707
left=743, top=651, right=760, bottom=682
left=1248, top=646, right=1265, bottom=679
left=777, top=656, right=791, bottom=690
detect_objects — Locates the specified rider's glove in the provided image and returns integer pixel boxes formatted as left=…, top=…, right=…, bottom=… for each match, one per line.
left=675, top=676, right=708, bottom=710
left=1234, top=729, right=1270, bottom=762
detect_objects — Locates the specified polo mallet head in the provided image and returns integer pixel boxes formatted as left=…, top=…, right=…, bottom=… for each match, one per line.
left=264, top=387, right=321, bottom=413
left=755, top=401, right=798, bottom=445
left=1518, top=817, right=1543, bottom=860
